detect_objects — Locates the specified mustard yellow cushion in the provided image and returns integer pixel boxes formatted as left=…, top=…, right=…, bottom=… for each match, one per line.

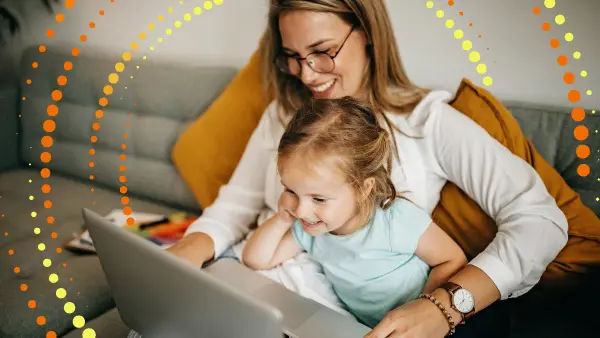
left=171, top=49, right=273, bottom=208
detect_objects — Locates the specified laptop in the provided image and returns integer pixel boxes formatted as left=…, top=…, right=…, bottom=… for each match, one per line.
left=82, top=208, right=372, bottom=338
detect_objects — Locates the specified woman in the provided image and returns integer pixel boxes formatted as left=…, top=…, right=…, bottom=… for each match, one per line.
left=164, top=1, right=568, bottom=337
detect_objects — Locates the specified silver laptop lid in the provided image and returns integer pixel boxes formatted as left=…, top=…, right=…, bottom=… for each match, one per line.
left=82, top=208, right=284, bottom=338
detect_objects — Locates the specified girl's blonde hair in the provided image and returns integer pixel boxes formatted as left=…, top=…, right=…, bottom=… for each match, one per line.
left=278, top=97, right=397, bottom=226
left=260, top=0, right=430, bottom=118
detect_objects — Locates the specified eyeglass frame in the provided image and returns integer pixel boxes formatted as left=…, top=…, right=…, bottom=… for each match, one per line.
left=274, top=24, right=357, bottom=75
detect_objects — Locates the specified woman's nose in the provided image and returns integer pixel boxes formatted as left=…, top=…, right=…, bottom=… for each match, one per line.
left=300, top=62, right=319, bottom=85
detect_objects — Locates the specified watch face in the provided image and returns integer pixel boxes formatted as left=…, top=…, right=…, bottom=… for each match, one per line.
left=453, top=289, right=475, bottom=313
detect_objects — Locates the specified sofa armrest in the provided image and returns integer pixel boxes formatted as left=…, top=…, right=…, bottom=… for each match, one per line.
left=0, top=84, right=20, bottom=172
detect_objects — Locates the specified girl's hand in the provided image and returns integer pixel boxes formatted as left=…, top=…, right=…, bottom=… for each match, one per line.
left=364, top=297, right=453, bottom=338
left=277, top=191, right=298, bottom=224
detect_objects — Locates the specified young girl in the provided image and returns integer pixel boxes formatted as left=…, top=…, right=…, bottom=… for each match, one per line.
left=242, top=97, right=468, bottom=328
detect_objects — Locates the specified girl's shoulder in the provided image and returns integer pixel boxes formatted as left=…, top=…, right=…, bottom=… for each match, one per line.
left=383, top=197, right=432, bottom=225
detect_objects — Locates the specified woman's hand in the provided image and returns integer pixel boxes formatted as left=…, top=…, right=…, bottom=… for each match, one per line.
left=364, top=296, right=454, bottom=338
left=165, top=232, right=216, bottom=268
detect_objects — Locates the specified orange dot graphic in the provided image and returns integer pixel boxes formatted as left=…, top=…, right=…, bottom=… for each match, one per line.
left=576, top=145, right=590, bottom=159
left=448, top=0, right=454, bottom=6
left=123, top=133, right=129, bottom=139
left=563, top=72, right=574, bottom=84
left=65, top=0, right=75, bottom=8
left=542, top=22, right=550, bottom=31
left=99, top=97, right=108, bottom=107
left=130, top=42, right=139, bottom=50
left=557, top=55, right=568, bottom=66
left=57, top=75, right=67, bottom=86
left=62, top=263, right=67, bottom=268
left=89, top=175, right=95, bottom=180
left=42, top=184, right=51, bottom=194
left=8, top=249, right=14, bottom=255
left=92, top=122, right=100, bottom=130
left=26, top=79, right=32, bottom=84
left=51, top=232, right=58, bottom=239
left=95, top=110, right=104, bottom=119
left=46, top=29, right=54, bottom=38
left=459, top=11, right=463, bottom=16
left=46, top=331, right=57, bottom=338
left=121, top=196, right=130, bottom=205
left=44, top=200, right=52, bottom=208
left=64, top=61, right=73, bottom=71
left=120, top=186, right=128, bottom=194
left=56, top=248, right=62, bottom=253
left=477, top=34, right=482, bottom=38
left=80, top=34, right=87, bottom=42
left=28, top=300, right=37, bottom=308
left=574, top=126, right=588, bottom=141
left=56, top=13, right=64, bottom=23
left=571, top=107, right=585, bottom=121
left=47, top=105, right=58, bottom=116
left=123, top=206, right=132, bottom=215
left=103, top=85, right=113, bottom=95
left=51, top=90, right=63, bottom=101
left=119, top=176, right=127, bottom=183
left=89, top=22, right=96, bottom=28
left=120, top=165, right=126, bottom=171
left=89, top=161, right=95, bottom=168
left=32, top=62, right=39, bottom=69
left=139, top=32, right=147, bottom=40
left=577, top=164, right=590, bottom=177
left=121, top=144, right=127, bottom=150
left=47, top=216, right=55, bottom=224
left=568, top=90, right=581, bottom=103
left=40, top=168, right=51, bottom=179
left=99, top=10, right=104, bottom=15
left=120, top=154, right=127, bottom=160
left=91, top=135, right=98, bottom=143
left=41, top=136, right=53, bottom=148
left=127, top=217, right=135, bottom=226
left=39, top=45, right=46, bottom=53
left=40, top=152, right=52, bottom=163
left=37, top=316, right=46, bottom=326
left=533, top=7, right=541, bottom=14
left=550, top=39, right=560, bottom=48
left=20, top=284, right=28, bottom=291
left=14, top=267, right=20, bottom=273
left=72, top=47, right=80, bottom=56
left=43, top=120, right=56, bottom=133
left=469, top=22, right=473, bottom=27
left=89, top=149, right=96, bottom=155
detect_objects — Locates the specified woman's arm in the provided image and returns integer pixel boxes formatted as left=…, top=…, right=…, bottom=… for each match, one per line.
left=427, top=102, right=568, bottom=318
left=167, top=103, right=282, bottom=267
left=415, top=222, right=468, bottom=294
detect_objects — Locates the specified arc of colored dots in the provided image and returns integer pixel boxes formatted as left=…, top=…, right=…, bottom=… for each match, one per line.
left=426, top=1, right=493, bottom=86
left=90, top=0, right=223, bottom=232
left=23, top=1, right=121, bottom=337
left=535, top=0, right=594, bottom=178
left=446, top=0, right=483, bottom=39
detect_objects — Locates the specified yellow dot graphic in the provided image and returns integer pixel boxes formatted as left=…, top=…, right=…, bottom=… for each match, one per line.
left=426, top=1, right=434, bottom=9
left=469, top=51, right=481, bottom=62
left=82, top=328, right=97, bottom=338
left=168, top=7, right=174, bottom=13
left=158, top=37, right=163, bottom=42
left=194, top=7, right=202, bottom=15
left=565, top=32, right=574, bottom=42
left=43, top=258, right=52, bottom=267
left=64, top=302, right=76, bottom=314
left=150, top=46, right=155, bottom=51
left=587, top=90, right=592, bottom=95
left=38, top=243, right=46, bottom=251
left=73, top=315, right=85, bottom=328
left=215, top=0, right=223, bottom=4
left=476, top=63, right=487, bottom=74
left=555, top=14, right=565, bottom=25
left=203, top=1, right=213, bottom=10
left=581, top=70, right=588, bottom=77
left=184, top=13, right=192, bottom=21
left=573, top=51, right=581, bottom=59
left=31, top=211, right=37, bottom=218
left=175, top=20, right=182, bottom=28
left=34, top=227, right=41, bottom=234
left=108, top=73, right=119, bottom=84
left=148, top=24, right=155, bottom=30
left=483, top=76, right=493, bottom=86
left=166, top=28, right=173, bottom=36
left=56, top=288, right=67, bottom=299
left=115, top=62, right=125, bottom=72
left=462, top=40, right=473, bottom=51
left=454, top=29, right=464, bottom=39
left=436, top=10, right=445, bottom=18
left=445, top=19, right=454, bottom=28
left=29, top=195, right=34, bottom=200
left=49, top=273, right=59, bottom=283
left=158, top=15, right=165, bottom=21
left=544, top=0, right=556, bottom=8
left=122, top=52, right=132, bottom=61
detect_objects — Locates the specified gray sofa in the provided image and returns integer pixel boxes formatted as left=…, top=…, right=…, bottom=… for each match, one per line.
left=0, top=46, right=598, bottom=338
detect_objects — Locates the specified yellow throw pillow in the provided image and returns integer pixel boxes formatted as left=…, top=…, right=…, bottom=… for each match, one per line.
left=171, top=49, right=273, bottom=208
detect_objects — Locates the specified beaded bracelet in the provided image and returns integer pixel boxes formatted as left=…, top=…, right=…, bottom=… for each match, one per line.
left=418, top=293, right=456, bottom=336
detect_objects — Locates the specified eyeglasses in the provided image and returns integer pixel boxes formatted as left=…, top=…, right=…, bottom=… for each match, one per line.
left=275, top=25, right=356, bottom=76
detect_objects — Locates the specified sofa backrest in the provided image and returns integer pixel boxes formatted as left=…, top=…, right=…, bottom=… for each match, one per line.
left=18, top=46, right=237, bottom=211
left=505, top=101, right=599, bottom=216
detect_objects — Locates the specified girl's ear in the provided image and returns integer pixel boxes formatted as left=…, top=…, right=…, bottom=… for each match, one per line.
left=362, top=177, right=376, bottom=198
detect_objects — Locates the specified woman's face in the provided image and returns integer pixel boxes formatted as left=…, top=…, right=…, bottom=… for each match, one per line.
left=278, top=10, right=369, bottom=99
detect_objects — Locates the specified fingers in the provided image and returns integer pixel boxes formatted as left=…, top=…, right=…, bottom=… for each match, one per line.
left=364, top=317, right=396, bottom=338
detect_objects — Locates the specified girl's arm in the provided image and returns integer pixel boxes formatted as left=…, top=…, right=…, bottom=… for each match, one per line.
left=414, top=222, right=468, bottom=294
left=242, top=214, right=303, bottom=270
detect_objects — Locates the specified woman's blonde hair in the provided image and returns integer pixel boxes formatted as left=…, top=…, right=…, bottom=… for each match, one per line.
left=260, top=0, right=430, bottom=117
left=278, top=97, right=397, bottom=227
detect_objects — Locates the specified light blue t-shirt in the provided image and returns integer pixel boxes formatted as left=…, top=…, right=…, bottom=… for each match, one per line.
left=291, top=198, right=432, bottom=328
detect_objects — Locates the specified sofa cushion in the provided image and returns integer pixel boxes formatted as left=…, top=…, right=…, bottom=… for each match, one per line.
left=17, top=46, right=238, bottom=211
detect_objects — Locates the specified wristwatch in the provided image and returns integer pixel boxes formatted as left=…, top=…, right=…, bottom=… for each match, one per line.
left=440, top=282, right=475, bottom=322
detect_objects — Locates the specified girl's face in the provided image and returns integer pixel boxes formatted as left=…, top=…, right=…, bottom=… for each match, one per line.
left=278, top=10, right=369, bottom=100
left=278, top=154, right=363, bottom=237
